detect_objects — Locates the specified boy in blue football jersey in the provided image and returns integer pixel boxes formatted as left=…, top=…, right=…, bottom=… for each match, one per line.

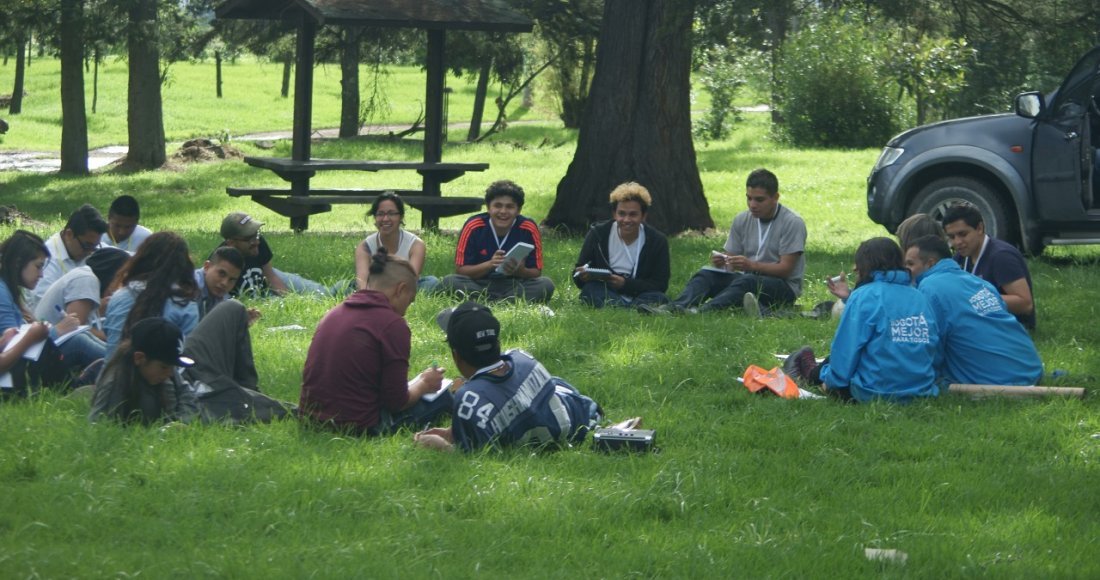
left=414, top=302, right=601, bottom=452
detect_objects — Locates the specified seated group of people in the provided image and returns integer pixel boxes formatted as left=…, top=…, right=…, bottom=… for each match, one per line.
left=295, top=168, right=1046, bottom=449
left=0, top=198, right=288, bottom=422
left=0, top=168, right=1045, bottom=451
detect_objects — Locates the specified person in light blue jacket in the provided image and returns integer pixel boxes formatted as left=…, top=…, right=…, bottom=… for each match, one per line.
left=904, top=235, right=1043, bottom=386
left=787, top=238, right=939, bottom=402
left=104, top=232, right=199, bottom=360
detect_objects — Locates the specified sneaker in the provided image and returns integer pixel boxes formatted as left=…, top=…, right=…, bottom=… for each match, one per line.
left=743, top=292, right=762, bottom=318
left=783, top=346, right=817, bottom=382
left=636, top=303, right=667, bottom=315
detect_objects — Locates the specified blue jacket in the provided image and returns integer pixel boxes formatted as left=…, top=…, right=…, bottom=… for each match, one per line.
left=819, top=270, right=939, bottom=402
left=915, top=259, right=1042, bottom=385
left=0, top=282, right=24, bottom=331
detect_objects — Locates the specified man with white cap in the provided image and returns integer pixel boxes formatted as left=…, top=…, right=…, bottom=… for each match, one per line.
left=415, top=301, right=602, bottom=452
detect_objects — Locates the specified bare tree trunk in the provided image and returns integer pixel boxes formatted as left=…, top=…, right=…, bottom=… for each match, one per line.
left=281, top=54, right=292, bottom=98
left=60, top=0, right=89, bottom=175
left=127, top=0, right=166, bottom=169
left=9, top=34, right=26, bottom=115
left=466, top=58, right=492, bottom=142
left=338, top=26, right=361, bottom=138
left=545, top=0, right=711, bottom=235
left=215, top=50, right=223, bottom=98
left=92, top=47, right=99, bottom=114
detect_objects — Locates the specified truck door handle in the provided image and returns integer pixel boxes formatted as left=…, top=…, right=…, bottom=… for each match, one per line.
left=1065, top=131, right=1078, bottom=140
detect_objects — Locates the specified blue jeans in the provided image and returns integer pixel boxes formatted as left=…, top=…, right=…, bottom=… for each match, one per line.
left=671, top=269, right=795, bottom=312
left=578, top=281, right=668, bottom=309
left=58, top=331, right=106, bottom=372
left=273, top=268, right=351, bottom=297
left=418, top=276, right=441, bottom=294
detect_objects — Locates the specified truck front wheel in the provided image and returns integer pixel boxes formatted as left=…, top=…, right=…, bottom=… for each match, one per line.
left=908, top=177, right=1019, bottom=248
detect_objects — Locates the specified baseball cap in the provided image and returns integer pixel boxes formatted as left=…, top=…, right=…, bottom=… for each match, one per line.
left=130, top=317, right=195, bottom=367
left=220, top=212, right=263, bottom=240
left=436, top=302, right=501, bottom=366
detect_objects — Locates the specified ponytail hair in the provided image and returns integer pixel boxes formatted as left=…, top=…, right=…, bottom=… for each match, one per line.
left=366, top=247, right=416, bottom=290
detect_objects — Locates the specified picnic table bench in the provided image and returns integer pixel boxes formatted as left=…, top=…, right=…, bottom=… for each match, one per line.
left=227, top=156, right=488, bottom=231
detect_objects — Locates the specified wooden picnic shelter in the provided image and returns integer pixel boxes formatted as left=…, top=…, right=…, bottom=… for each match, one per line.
left=215, top=0, right=533, bottom=231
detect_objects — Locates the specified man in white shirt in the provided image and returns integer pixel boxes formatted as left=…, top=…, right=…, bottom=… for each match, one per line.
left=100, top=195, right=153, bottom=252
left=36, top=204, right=108, bottom=300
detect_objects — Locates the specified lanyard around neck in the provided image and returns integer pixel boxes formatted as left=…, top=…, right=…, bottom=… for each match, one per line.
left=110, top=233, right=134, bottom=251
left=615, top=222, right=643, bottom=279
left=52, top=236, right=73, bottom=274
left=377, top=229, right=404, bottom=255
left=964, top=235, right=990, bottom=274
left=491, top=218, right=516, bottom=251
left=753, top=205, right=780, bottom=261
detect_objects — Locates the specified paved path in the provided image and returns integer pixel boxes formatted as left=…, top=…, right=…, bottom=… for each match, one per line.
left=0, top=106, right=771, bottom=173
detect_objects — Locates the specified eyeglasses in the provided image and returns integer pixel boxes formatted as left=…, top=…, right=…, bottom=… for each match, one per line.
left=77, top=239, right=99, bottom=252
left=375, top=211, right=401, bottom=218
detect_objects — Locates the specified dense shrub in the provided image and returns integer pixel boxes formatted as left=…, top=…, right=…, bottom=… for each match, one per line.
left=777, top=14, right=899, bottom=148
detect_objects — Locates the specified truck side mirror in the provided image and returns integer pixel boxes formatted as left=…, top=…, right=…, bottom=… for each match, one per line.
left=1015, top=92, right=1044, bottom=119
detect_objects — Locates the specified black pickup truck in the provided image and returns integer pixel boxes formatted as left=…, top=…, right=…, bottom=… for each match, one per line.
left=867, top=46, right=1100, bottom=254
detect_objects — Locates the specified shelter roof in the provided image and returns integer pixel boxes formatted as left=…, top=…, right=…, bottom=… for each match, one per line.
left=216, top=0, right=533, bottom=32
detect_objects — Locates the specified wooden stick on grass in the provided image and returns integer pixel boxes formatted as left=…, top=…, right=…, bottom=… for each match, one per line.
left=948, top=384, right=1086, bottom=400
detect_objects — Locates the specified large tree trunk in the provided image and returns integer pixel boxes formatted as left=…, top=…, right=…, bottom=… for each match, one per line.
left=9, top=34, right=26, bottom=115
left=338, top=26, right=361, bottom=138
left=60, top=0, right=89, bottom=175
left=466, top=58, right=491, bottom=142
left=126, top=0, right=166, bottom=169
left=545, top=0, right=711, bottom=235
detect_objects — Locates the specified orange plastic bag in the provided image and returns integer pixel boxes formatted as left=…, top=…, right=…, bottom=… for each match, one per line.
left=742, top=365, right=800, bottom=399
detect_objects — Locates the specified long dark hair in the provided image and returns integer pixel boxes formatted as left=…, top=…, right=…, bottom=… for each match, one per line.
left=101, top=339, right=170, bottom=426
left=111, top=231, right=197, bottom=338
left=854, top=237, right=904, bottom=288
left=0, top=230, right=49, bottom=318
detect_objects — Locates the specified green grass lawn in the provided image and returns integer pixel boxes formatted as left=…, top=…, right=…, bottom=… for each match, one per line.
left=1, top=65, right=1099, bottom=577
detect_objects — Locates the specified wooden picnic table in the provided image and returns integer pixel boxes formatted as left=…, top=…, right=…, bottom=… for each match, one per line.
left=227, top=156, right=488, bottom=231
